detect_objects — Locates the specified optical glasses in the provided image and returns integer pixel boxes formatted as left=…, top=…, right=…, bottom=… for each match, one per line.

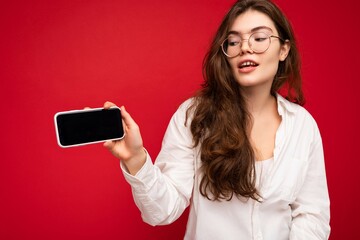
left=221, top=32, right=284, bottom=57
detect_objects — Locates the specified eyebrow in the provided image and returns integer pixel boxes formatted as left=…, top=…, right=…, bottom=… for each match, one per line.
left=228, top=26, right=274, bottom=35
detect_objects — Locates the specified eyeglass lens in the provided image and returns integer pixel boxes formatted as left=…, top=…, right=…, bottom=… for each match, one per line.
left=222, top=32, right=271, bottom=57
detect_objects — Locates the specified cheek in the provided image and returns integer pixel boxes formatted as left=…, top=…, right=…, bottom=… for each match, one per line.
left=261, top=54, right=280, bottom=77
left=228, top=59, right=238, bottom=74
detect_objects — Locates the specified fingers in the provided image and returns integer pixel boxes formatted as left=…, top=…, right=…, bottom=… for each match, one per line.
left=103, top=101, right=117, bottom=109
left=101, top=101, right=140, bottom=133
left=103, top=140, right=114, bottom=149
left=103, top=140, right=121, bottom=159
left=119, top=106, right=139, bottom=129
left=102, top=101, right=137, bottom=126
left=84, top=102, right=116, bottom=110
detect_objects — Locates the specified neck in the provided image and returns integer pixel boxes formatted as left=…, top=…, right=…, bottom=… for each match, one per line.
left=242, top=89, right=276, bottom=116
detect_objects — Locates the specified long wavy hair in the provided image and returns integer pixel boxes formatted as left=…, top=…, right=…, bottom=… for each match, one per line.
left=187, top=0, right=303, bottom=201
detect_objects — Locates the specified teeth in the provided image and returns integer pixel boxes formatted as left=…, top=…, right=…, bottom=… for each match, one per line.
left=240, top=61, right=257, bottom=67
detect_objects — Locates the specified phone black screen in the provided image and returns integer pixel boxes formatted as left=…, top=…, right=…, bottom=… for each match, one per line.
left=55, top=108, right=124, bottom=147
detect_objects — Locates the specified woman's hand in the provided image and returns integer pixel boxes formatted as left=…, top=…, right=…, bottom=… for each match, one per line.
left=103, top=101, right=146, bottom=175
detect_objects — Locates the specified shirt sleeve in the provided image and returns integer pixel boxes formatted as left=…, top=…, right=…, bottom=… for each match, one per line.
left=289, top=121, right=331, bottom=239
left=120, top=101, right=195, bottom=226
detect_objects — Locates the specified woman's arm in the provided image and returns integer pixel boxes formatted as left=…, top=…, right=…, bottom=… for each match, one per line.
left=105, top=101, right=195, bottom=226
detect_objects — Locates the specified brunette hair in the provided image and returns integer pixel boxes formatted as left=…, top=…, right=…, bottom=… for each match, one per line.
left=187, top=0, right=303, bottom=201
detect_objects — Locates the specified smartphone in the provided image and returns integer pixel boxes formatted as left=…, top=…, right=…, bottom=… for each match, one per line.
left=54, top=107, right=125, bottom=148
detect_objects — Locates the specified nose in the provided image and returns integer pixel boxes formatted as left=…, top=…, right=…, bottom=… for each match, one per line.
left=239, top=39, right=253, bottom=55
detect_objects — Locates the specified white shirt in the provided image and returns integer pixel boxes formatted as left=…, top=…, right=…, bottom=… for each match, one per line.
left=121, top=95, right=331, bottom=240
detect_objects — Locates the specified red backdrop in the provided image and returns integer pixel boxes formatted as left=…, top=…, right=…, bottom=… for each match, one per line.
left=1, top=0, right=359, bottom=239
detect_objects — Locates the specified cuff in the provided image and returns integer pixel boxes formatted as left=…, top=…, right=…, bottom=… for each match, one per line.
left=120, top=149, right=155, bottom=189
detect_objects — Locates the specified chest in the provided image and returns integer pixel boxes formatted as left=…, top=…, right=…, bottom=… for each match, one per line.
left=251, top=113, right=282, bottom=161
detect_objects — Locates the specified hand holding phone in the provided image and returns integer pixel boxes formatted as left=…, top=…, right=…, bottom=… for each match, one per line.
left=55, top=102, right=146, bottom=175
left=102, top=103, right=147, bottom=175
left=54, top=107, right=125, bottom=148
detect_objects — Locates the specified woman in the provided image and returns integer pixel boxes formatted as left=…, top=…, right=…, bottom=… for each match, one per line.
left=103, top=0, right=331, bottom=239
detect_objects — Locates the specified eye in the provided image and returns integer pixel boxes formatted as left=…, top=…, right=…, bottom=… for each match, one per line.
left=254, top=37, right=267, bottom=42
left=227, top=36, right=241, bottom=46
left=252, top=32, right=269, bottom=42
left=228, top=40, right=239, bottom=46
left=227, top=35, right=241, bottom=47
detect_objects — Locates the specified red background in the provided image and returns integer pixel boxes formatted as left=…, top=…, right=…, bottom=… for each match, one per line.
left=1, top=0, right=359, bottom=239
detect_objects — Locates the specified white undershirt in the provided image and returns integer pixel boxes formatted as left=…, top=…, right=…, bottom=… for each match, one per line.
left=255, top=157, right=274, bottom=189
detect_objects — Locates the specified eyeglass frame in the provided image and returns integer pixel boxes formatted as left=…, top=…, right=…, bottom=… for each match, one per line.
left=220, top=32, right=285, bottom=57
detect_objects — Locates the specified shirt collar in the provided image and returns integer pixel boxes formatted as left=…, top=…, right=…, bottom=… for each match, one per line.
left=276, top=93, right=297, bottom=115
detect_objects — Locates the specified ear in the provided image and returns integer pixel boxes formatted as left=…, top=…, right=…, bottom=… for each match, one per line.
left=279, top=40, right=290, bottom=61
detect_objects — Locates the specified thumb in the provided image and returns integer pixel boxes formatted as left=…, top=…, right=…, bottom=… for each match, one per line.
left=120, top=106, right=138, bottom=128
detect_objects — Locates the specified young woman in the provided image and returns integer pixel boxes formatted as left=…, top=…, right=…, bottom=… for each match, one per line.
left=103, top=0, right=330, bottom=239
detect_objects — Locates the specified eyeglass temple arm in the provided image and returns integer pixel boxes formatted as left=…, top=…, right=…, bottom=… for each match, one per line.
left=270, top=35, right=285, bottom=42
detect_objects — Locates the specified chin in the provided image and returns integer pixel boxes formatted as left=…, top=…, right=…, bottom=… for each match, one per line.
left=235, top=77, right=273, bottom=90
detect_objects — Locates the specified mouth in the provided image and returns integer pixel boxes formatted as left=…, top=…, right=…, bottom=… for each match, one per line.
left=238, top=60, right=259, bottom=69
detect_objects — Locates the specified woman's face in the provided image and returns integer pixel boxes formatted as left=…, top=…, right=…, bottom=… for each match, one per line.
left=226, top=10, right=290, bottom=93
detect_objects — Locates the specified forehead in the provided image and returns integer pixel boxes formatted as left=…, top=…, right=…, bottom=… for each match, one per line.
left=230, top=9, right=278, bottom=34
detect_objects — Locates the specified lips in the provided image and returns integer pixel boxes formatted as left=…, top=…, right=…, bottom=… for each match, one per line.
left=237, top=60, right=259, bottom=73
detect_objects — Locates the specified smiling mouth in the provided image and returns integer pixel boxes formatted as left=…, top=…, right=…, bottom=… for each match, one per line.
left=239, top=61, right=259, bottom=69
